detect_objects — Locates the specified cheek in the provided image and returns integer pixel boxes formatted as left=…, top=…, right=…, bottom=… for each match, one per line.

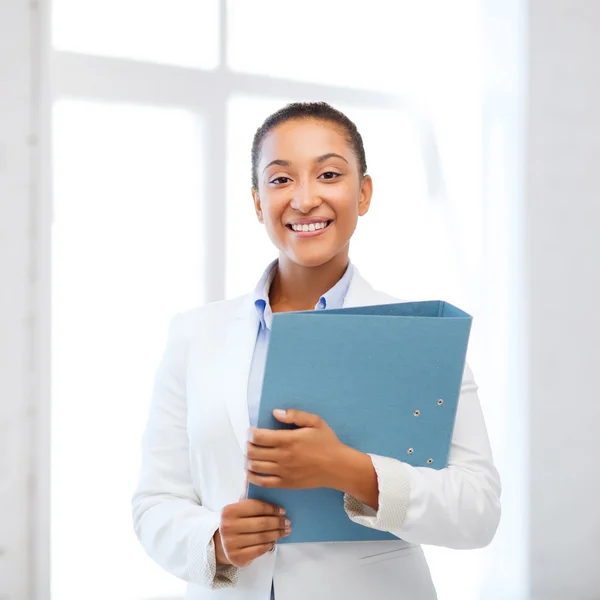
left=328, top=186, right=360, bottom=219
left=260, top=193, right=286, bottom=223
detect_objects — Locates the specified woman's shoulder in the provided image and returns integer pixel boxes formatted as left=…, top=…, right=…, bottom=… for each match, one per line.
left=349, top=268, right=406, bottom=307
left=370, top=288, right=403, bottom=305
left=171, top=293, right=253, bottom=338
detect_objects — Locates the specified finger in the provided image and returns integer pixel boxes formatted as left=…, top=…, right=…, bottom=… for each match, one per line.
left=247, top=471, right=283, bottom=489
left=273, top=408, right=322, bottom=428
left=225, top=499, right=285, bottom=518
left=248, top=427, right=293, bottom=448
left=232, top=542, right=277, bottom=566
left=236, top=528, right=287, bottom=549
left=246, top=459, right=281, bottom=476
left=246, top=442, right=280, bottom=461
left=229, top=515, right=289, bottom=534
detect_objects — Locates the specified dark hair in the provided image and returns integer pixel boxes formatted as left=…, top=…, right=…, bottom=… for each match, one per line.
left=251, top=101, right=368, bottom=190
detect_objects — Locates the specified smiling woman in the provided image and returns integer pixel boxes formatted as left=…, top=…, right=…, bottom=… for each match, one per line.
left=250, top=105, right=372, bottom=291
left=131, top=102, right=501, bottom=600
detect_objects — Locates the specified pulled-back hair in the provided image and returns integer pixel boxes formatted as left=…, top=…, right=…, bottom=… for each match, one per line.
left=251, top=101, right=368, bottom=190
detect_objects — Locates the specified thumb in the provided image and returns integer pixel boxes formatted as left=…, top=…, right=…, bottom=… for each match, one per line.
left=273, top=408, right=321, bottom=428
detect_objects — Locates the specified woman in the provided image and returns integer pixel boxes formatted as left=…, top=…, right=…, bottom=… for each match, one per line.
left=132, top=102, right=501, bottom=600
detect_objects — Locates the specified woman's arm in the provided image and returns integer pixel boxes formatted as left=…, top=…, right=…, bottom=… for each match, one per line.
left=332, top=446, right=380, bottom=511
left=246, top=363, right=500, bottom=550
left=131, top=314, right=238, bottom=588
left=334, top=363, right=502, bottom=549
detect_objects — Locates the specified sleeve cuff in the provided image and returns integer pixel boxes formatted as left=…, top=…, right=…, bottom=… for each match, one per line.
left=343, top=453, right=411, bottom=533
left=188, top=513, right=239, bottom=589
left=207, top=536, right=240, bottom=588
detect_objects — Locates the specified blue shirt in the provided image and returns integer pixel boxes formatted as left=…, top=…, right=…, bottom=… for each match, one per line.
left=247, top=259, right=353, bottom=599
left=247, top=259, right=354, bottom=428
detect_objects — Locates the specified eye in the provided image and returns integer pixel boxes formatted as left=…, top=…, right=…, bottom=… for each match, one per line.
left=269, top=176, right=291, bottom=185
left=318, top=171, right=341, bottom=180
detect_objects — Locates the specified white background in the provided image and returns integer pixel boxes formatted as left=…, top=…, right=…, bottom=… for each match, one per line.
left=2, top=0, right=599, bottom=599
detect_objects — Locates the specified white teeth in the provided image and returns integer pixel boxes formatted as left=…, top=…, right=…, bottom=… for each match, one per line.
left=291, top=221, right=329, bottom=232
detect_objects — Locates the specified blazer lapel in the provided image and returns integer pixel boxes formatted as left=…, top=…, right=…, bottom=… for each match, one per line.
left=222, top=295, right=259, bottom=455
left=343, top=266, right=382, bottom=308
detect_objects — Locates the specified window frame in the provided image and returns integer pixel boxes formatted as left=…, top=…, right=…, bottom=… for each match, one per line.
left=50, top=0, right=443, bottom=302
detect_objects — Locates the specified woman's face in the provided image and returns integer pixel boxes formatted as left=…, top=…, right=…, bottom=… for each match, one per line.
left=253, top=118, right=372, bottom=268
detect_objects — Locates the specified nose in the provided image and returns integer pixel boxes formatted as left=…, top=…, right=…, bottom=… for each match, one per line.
left=290, top=181, right=322, bottom=213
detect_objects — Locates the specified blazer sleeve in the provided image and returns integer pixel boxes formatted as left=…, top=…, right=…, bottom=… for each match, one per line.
left=343, top=363, right=501, bottom=549
left=131, top=313, right=239, bottom=588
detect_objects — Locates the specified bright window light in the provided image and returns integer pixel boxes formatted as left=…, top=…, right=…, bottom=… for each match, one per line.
left=52, top=0, right=220, bottom=69
left=51, top=99, right=204, bottom=600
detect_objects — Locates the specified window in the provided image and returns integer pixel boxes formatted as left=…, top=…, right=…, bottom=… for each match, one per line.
left=51, top=100, right=203, bottom=600
left=227, top=0, right=468, bottom=96
left=52, top=0, right=220, bottom=69
left=51, top=2, right=490, bottom=598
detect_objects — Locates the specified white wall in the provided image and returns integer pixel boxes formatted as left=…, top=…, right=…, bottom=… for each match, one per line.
left=0, top=1, right=48, bottom=599
left=481, top=2, right=600, bottom=597
left=527, top=1, right=600, bottom=598
left=0, top=0, right=34, bottom=596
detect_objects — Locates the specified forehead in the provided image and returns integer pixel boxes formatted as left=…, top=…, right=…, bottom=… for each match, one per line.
left=259, top=119, right=351, bottom=165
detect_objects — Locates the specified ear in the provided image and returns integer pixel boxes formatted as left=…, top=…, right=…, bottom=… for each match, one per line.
left=358, top=174, right=373, bottom=217
left=252, top=188, right=264, bottom=224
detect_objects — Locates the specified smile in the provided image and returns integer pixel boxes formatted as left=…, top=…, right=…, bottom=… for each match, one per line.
left=286, top=220, right=333, bottom=236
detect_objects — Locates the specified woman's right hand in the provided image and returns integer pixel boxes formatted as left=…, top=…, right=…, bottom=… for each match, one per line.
left=214, top=499, right=291, bottom=567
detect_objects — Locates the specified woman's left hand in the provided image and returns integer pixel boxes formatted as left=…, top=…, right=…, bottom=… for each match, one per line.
left=246, top=409, right=347, bottom=490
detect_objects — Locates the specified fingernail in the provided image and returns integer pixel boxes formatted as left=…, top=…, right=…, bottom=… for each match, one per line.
left=273, top=409, right=287, bottom=417
left=284, top=519, right=291, bottom=528
left=279, top=508, right=286, bottom=515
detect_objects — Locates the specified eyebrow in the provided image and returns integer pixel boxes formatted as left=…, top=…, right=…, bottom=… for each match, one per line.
left=315, top=152, right=349, bottom=165
left=262, top=153, right=349, bottom=174
left=262, top=159, right=290, bottom=174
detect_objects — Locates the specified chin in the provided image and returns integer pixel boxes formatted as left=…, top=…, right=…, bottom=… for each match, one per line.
left=285, top=249, right=344, bottom=269
left=291, top=257, right=331, bottom=268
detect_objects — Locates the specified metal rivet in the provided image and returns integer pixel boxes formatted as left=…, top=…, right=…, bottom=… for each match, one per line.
left=413, top=409, right=421, bottom=417
left=427, top=458, right=434, bottom=464
left=437, top=399, right=444, bottom=406
left=407, top=448, right=414, bottom=454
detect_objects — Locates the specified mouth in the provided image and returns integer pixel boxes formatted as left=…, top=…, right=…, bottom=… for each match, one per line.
left=285, top=220, right=333, bottom=237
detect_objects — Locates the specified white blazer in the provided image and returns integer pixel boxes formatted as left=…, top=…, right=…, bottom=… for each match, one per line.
left=132, top=267, right=501, bottom=600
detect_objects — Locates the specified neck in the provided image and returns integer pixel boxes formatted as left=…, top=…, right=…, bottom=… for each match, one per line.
left=270, top=251, right=350, bottom=313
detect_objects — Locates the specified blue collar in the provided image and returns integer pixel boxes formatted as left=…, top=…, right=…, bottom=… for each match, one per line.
left=252, top=259, right=354, bottom=330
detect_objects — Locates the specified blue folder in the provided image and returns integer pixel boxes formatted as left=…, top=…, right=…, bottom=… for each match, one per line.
left=247, top=300, right=472, bottom=543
